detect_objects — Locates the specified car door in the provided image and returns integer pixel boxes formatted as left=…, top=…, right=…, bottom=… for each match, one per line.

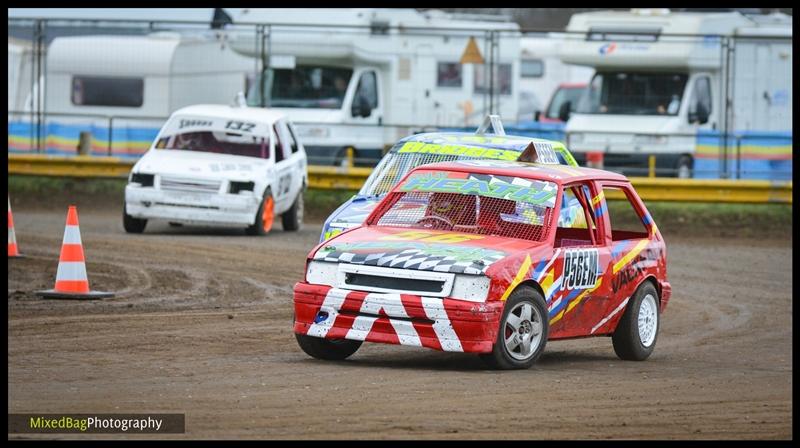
left=272, top=120, right=294, bottom=211
left=282, top=120, right=307, bottom=198
left=548, top=180, right=614, bottom=339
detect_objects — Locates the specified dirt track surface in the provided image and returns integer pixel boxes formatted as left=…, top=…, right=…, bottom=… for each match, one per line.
left=8, top=206, right=792, bottom=440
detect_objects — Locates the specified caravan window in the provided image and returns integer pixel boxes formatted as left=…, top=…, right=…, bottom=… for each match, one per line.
left=247, top=66, right=353, bottom=110
left=71, top=76, right=144, bottom=108
left=521, top=60, right=544, bottom=78
left=437, top=62, right=462, bottom=87
left=474, top=63, right=512, bottom=95
left=577, top=72, right=688, bottom=116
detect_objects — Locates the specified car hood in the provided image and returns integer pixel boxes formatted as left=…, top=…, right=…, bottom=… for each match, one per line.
left=134, top=149, right=270, bottom=181
left=326, top=195, right=382, bottom=227
left=313, top=226, right=540, bottom=276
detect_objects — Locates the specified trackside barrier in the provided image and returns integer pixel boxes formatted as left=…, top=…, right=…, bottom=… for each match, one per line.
left=7, top=154, right=793, bottom=204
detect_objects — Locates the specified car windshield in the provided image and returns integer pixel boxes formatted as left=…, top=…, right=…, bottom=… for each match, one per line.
left=371, top=169, right=558, bottom=242
left=359, top=139, right=575, bottom=197
left=577, top=72, right=688, bottom=116
left=247, top=65, right=353, bottom=109
left=155, top=131, right=270, bottom=159
left=546, top=86, right=586, bottom=119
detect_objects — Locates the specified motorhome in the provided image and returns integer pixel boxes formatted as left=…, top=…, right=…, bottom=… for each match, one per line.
left=560, top=9, right=792, bottom=179
left=8, top=32, right=254, bottom=158
left=518, top=34, right=594, bottom=122
left=228, top=8, right=521, bottom=166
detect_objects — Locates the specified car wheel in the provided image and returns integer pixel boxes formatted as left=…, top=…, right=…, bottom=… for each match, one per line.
left=676, top=155, right=693, bottom=179
left=480, top=285, right=548, bottom=370
left=612, top=281, right=660, bottom=361
left=281, top=191, right=304, bottom=231
left=295, top=333, right=362, bottom=361
left=122, top=204, right=147, bottom=234
left=245, top=188, right=274, bottom=236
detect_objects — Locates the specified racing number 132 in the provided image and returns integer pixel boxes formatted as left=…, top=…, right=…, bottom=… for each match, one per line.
left=225, top=121, right=255, bottom=132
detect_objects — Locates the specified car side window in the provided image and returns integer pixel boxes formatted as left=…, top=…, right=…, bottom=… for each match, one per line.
left=286, top=122, right=300, bottom=154
left=355, top=71, right=378, bottom=109
left=273, top=123, right=287, bottom=163
left=602, top=186, right=649, bottom=241
left=556, top=182, right=599, bottom=247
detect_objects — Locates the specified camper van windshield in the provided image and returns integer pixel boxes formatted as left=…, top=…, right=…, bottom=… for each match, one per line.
left=155, top=131, right=270, bottom=160
left=246, top=66, right=353, bottom=109
left=577, top=72, right=688, bottom=116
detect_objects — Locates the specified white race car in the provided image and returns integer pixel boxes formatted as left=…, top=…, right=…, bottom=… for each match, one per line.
left=124, top=104, right=307, bottom=235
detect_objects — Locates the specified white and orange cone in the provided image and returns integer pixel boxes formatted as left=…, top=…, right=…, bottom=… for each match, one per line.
left=36, top=205, right=114, bottom=299
left=8, top=197, right=23, bottom=258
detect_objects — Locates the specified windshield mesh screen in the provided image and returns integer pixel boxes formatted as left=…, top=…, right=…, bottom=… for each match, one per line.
left=374, top=172, right=556, bottom=242
left=361, top=152, right=464, bottom=196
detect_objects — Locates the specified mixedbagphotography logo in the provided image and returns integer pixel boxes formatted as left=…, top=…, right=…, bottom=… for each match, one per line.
left=8, top=414, right=185, bottom=434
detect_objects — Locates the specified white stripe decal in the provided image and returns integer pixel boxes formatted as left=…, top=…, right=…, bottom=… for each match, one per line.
left=359, top=293, right=422, bottom=347
left=306, top=288, right=349, bottom=338
left=546, top=276, right=563, bottom=303
left=421, top=297, right=463, bottom=352
left=537, top=248, right=562, bottom=282
left=62, top=226, right=82, bottom=245
left=591, top=297, right=630, bottom=334
left=55, top=261, right=88, bottom=282
left=345, top=315, right=377, bottom=341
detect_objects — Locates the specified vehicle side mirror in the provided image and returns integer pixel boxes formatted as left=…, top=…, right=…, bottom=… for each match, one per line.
left=352, top=95, right=371, bottom=118
left=533, top=110, right=541, bottom=122
left=558, top=101, right=572, bottom=122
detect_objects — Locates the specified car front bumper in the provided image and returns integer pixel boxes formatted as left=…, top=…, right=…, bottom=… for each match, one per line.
left=293, top=282, right=504, bottom=353
left=125, top=186, right=260, bottom=226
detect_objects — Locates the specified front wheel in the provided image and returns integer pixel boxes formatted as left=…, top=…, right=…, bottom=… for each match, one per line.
left=281, top=191, right=304, bottom=231
left=612, top=282, right=660, bottom=361
left=245, top=189, right=274, bottom=236
left=295, top=334, right=362, bottom=361
left=480, top=286, right=548, bottom=370
left=122, top=204, right=147, bottom=234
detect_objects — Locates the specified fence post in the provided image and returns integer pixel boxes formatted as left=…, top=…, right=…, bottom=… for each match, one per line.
left=78, top=131, right=91, bottom=155
left=108, top=116, right=114, bottom=156
left=648, top=155, right=656, bottom=178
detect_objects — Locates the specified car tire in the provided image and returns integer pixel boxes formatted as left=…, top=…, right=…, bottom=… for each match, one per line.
left=676, top=155, right=693, bottom=179
left=281, top=191, right=304, bottom=231
left=480, top=285, right=548, bottom=370
left=122, top=204, right=147, bottom=234
left=612, top=281, right=660, bottom=361
left=246, top=188, right=274, bottom=236
left=295, top=333, right=362, bottom=361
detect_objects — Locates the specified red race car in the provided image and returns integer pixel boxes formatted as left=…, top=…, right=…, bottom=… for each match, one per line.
left=293, top=155, right=671, bottom=369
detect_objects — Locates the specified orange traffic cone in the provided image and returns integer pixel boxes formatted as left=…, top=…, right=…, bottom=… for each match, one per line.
left=8, top=197, right=24, bottom=258
left=36, top=206, right=114, bottom=299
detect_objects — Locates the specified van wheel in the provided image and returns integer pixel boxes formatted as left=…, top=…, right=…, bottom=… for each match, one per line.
left=612, top=282, right=660, bottom=361
left=122, top=204, right=147, bottom=234
left=480, top=285, right=548, bottom=370
left=676, top=155, right=693, bottom=179
left=282, top=191, right=304, bottom=231
left=295, top=334, right=362, bottom=361
left=246, top=189, right=274, bottom=236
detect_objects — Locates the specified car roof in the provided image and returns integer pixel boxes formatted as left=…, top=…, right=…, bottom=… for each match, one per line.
left=171, top=104, right=288, bottom=125
left=406, top=159, right=629, bottom=184
left=389, top=132, right=567, bottom=153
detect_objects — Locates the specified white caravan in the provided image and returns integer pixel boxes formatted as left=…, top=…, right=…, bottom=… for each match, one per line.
left=124, top=104, right=308, bottom=235
left=21, top=32, right=254, bottom=157
left=228, top=8, right=521, bottom=165
left=560, top=9, right=792, bottom=178
left=517, top=34, right=594, bottom=122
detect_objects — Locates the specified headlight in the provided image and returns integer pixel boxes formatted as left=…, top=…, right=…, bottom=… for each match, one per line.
left=129, top=172, right=154, bottom=187
left=634, top=134, right=667, bottom=145
left=306, top=261, right=338, bottom=286
left=229, top=181, right=255, bottom=194
left=451, top=275, right=490, bottom=303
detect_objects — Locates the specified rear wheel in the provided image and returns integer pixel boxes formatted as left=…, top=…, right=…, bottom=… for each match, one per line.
left=245, top=189, right=274, bottom=236
left=295, top=334, right=362, bottom=361
left=122, top=204, right=147, bottom=234
left=612, top=282, right=660, bottom=361
left=281, top=190, right=304, bottom=231
left=480, top=285, right=548, bottom=370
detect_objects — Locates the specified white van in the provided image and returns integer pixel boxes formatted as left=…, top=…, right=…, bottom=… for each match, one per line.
left=124, top=104, right=307, bottom=235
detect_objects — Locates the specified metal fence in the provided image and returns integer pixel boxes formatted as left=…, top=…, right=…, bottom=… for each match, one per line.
left=7, top=14, right=793, bottom=180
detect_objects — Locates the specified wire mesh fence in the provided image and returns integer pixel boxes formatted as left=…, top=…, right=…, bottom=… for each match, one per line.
left=7, top=12, right=792, bottom=180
